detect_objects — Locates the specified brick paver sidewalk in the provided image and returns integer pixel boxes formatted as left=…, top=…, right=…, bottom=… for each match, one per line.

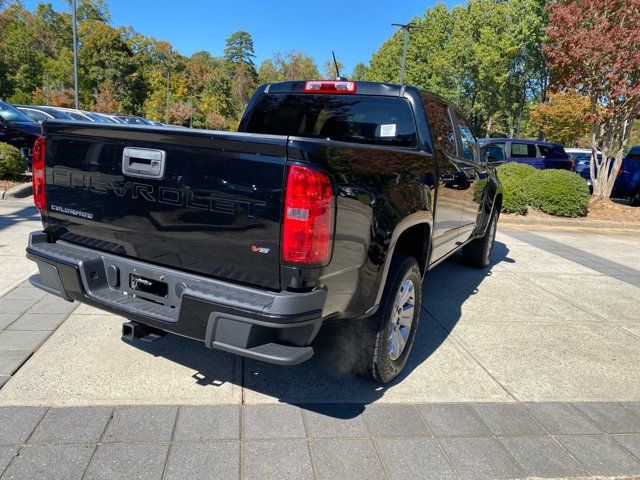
left=1, top=402, right=640, bottom=479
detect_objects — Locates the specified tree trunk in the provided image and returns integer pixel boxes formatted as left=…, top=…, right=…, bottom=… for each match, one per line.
left=485, top=114, right=494, bottom=139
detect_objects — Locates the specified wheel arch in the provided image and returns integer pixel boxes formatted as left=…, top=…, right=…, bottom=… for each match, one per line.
left=373, top=216, right=431, bottom=307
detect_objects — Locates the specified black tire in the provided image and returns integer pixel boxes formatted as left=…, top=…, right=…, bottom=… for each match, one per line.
left=461, top=209, right=498, bottom=268
left=343, top=254, right=422, bottom=384
left=630, top=192, right=640, bottom=207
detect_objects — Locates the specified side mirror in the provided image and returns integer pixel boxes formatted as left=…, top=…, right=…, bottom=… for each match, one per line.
left=484, top=145, right=505, bottom=166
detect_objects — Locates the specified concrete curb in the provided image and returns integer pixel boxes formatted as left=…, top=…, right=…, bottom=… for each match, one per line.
left=2, top=183, right=32, bottom=200
left=500, top=215, right=640, bottom=231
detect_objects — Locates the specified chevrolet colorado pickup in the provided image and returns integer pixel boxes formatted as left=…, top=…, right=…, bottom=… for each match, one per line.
left=26, top=80, right=502, bottom=383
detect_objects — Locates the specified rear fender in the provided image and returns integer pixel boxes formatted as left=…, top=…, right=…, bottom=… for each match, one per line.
left=372, top=214, right=432, bottom=308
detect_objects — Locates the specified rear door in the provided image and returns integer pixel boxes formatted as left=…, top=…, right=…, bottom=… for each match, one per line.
left=44, top=123, right=287, bottom=290
left=451, top=111, right=483, bottom=242
left=422, top=96, right=465, bottom=261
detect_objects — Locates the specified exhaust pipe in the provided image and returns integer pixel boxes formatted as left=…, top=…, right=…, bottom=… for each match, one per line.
left=122, top=321, right=166, bottom=342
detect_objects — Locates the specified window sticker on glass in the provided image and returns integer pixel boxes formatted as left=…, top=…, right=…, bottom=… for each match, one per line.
left=380, top=124, right=397, bottom=137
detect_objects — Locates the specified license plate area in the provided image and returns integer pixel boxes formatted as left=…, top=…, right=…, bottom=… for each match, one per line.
left=130, top=273, right=168, bottom=298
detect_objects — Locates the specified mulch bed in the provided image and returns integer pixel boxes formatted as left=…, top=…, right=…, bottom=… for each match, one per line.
left=503, top=197, right=640, bottom=223
left=0, top=175, right=31, bottom=195
left=586, top=197, right=640, bottom=223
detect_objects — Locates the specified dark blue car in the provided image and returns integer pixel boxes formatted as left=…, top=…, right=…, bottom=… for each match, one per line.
left=614, top=146, right=640, bottom=205
left=478, top=138, right=572, bottom=170
left=567, top=147, right=640, bottom=204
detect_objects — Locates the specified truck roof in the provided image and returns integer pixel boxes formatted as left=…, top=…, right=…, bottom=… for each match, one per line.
left=478, top=137, right=565, bottom=148
left=262, top=81, right=407, bottom=97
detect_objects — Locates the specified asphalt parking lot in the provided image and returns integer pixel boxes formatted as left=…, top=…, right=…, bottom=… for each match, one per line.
left=1, top=198, right=640, bottom=479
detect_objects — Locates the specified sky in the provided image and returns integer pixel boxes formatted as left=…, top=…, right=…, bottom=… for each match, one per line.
left=23, top=0, right=460, bottom=74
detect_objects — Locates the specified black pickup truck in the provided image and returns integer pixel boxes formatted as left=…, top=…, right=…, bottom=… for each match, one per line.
left=26, top=80, right=502, bottom=383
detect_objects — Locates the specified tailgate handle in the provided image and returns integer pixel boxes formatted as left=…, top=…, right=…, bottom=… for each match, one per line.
left=122, top=147, right=166, bottom=179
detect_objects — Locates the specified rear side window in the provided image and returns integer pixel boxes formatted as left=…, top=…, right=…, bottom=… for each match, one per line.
left=423, top=98, right=456, bottom=157
left=511, top=143, right=537, bottom=158
left=539, top=145, right=569, bottom=159
left=245, top=94, right=417, bottom=147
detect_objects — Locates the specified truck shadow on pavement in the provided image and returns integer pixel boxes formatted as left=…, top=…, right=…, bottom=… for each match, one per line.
left=129, top=241, right=512, bottom=418
left=0, top=204, right=39, bottom=233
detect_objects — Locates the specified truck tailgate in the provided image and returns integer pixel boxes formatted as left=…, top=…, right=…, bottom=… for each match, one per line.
left=42, top=122, right=285, bottom=290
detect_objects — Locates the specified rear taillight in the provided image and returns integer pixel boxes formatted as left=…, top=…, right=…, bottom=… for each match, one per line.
left=32, top=137, right=46, bottom=210
left=282, top=165, right=334, bottom=266
left=304, top=80, right=357, bottom=94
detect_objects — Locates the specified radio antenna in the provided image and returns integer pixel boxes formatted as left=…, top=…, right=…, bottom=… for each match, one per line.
left=332, top=51, right=341, bottom=79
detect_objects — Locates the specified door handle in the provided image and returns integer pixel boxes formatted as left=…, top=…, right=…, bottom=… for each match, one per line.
left=122, top=147, right=166, bottom=179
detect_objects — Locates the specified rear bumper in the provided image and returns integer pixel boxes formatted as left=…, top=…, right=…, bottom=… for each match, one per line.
left=26, top=231, right=326, bottom=365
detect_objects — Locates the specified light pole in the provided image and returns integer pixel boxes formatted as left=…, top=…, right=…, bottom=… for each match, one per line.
left=72, top=0, right=79, bottom=109
left=165, top=67, right=170, bottom=124
left=391, top=22, right=419, bottom=85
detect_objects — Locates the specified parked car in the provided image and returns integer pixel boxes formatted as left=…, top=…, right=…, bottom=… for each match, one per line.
left=478, top=138, right=572, bottom=170
left=564, top=147, right=639, bottom=204
left=50, top=107, right=95, bottom=122
left=114, top=114, right=154, bottom=125
left=88, top=112, right=121, bottom=124
left=565, top=148, right=602, bottom=190
left=613, top=146, right=640, bottom=206
left=102, top=114, right=127, bottom=124
left=25, top=80, right=502, bottom=384
left=15, top=105, right=75, bottom=123
left=0, top=100, right=41, bottom=166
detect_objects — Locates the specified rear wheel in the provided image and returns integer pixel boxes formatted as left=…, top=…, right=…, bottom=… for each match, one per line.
left=461, top=209, right=498, bottom=268
left=344, top=254, right=422, bottom=384
left=630, top=192, right=640, bottom=207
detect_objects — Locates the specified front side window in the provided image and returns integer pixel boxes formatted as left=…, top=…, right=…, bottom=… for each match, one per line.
left=245, top=94, right=417, bottom=148
left=511, top=143, right=537, bottom=158
left=455, top=113, right=478, bottom=162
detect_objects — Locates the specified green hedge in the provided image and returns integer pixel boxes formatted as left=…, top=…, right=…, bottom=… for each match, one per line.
left=474, top=162, right=589, bottom=217
left=529, top=169, right=590, bottom=217
left=0, top=142, right=26, bottom=178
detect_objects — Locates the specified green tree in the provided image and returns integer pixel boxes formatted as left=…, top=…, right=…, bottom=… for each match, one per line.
left=257, top=50, right=319, bottom=84
left=351, top=62, right=368, bottom=81
left=223, top=31, right=256, bottom=75
left=322, top=58, right=344, bottom=79
left=78, top=21, right=141, bottom=111
left=70, top=0, right=110, bottom=22
left=365, top=0, right=548, bottom=137
left=257, top=59, right=279, bottom=84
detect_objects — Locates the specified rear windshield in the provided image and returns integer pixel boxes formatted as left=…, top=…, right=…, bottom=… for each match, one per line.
left=245, top=94, right=417, bottom=147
